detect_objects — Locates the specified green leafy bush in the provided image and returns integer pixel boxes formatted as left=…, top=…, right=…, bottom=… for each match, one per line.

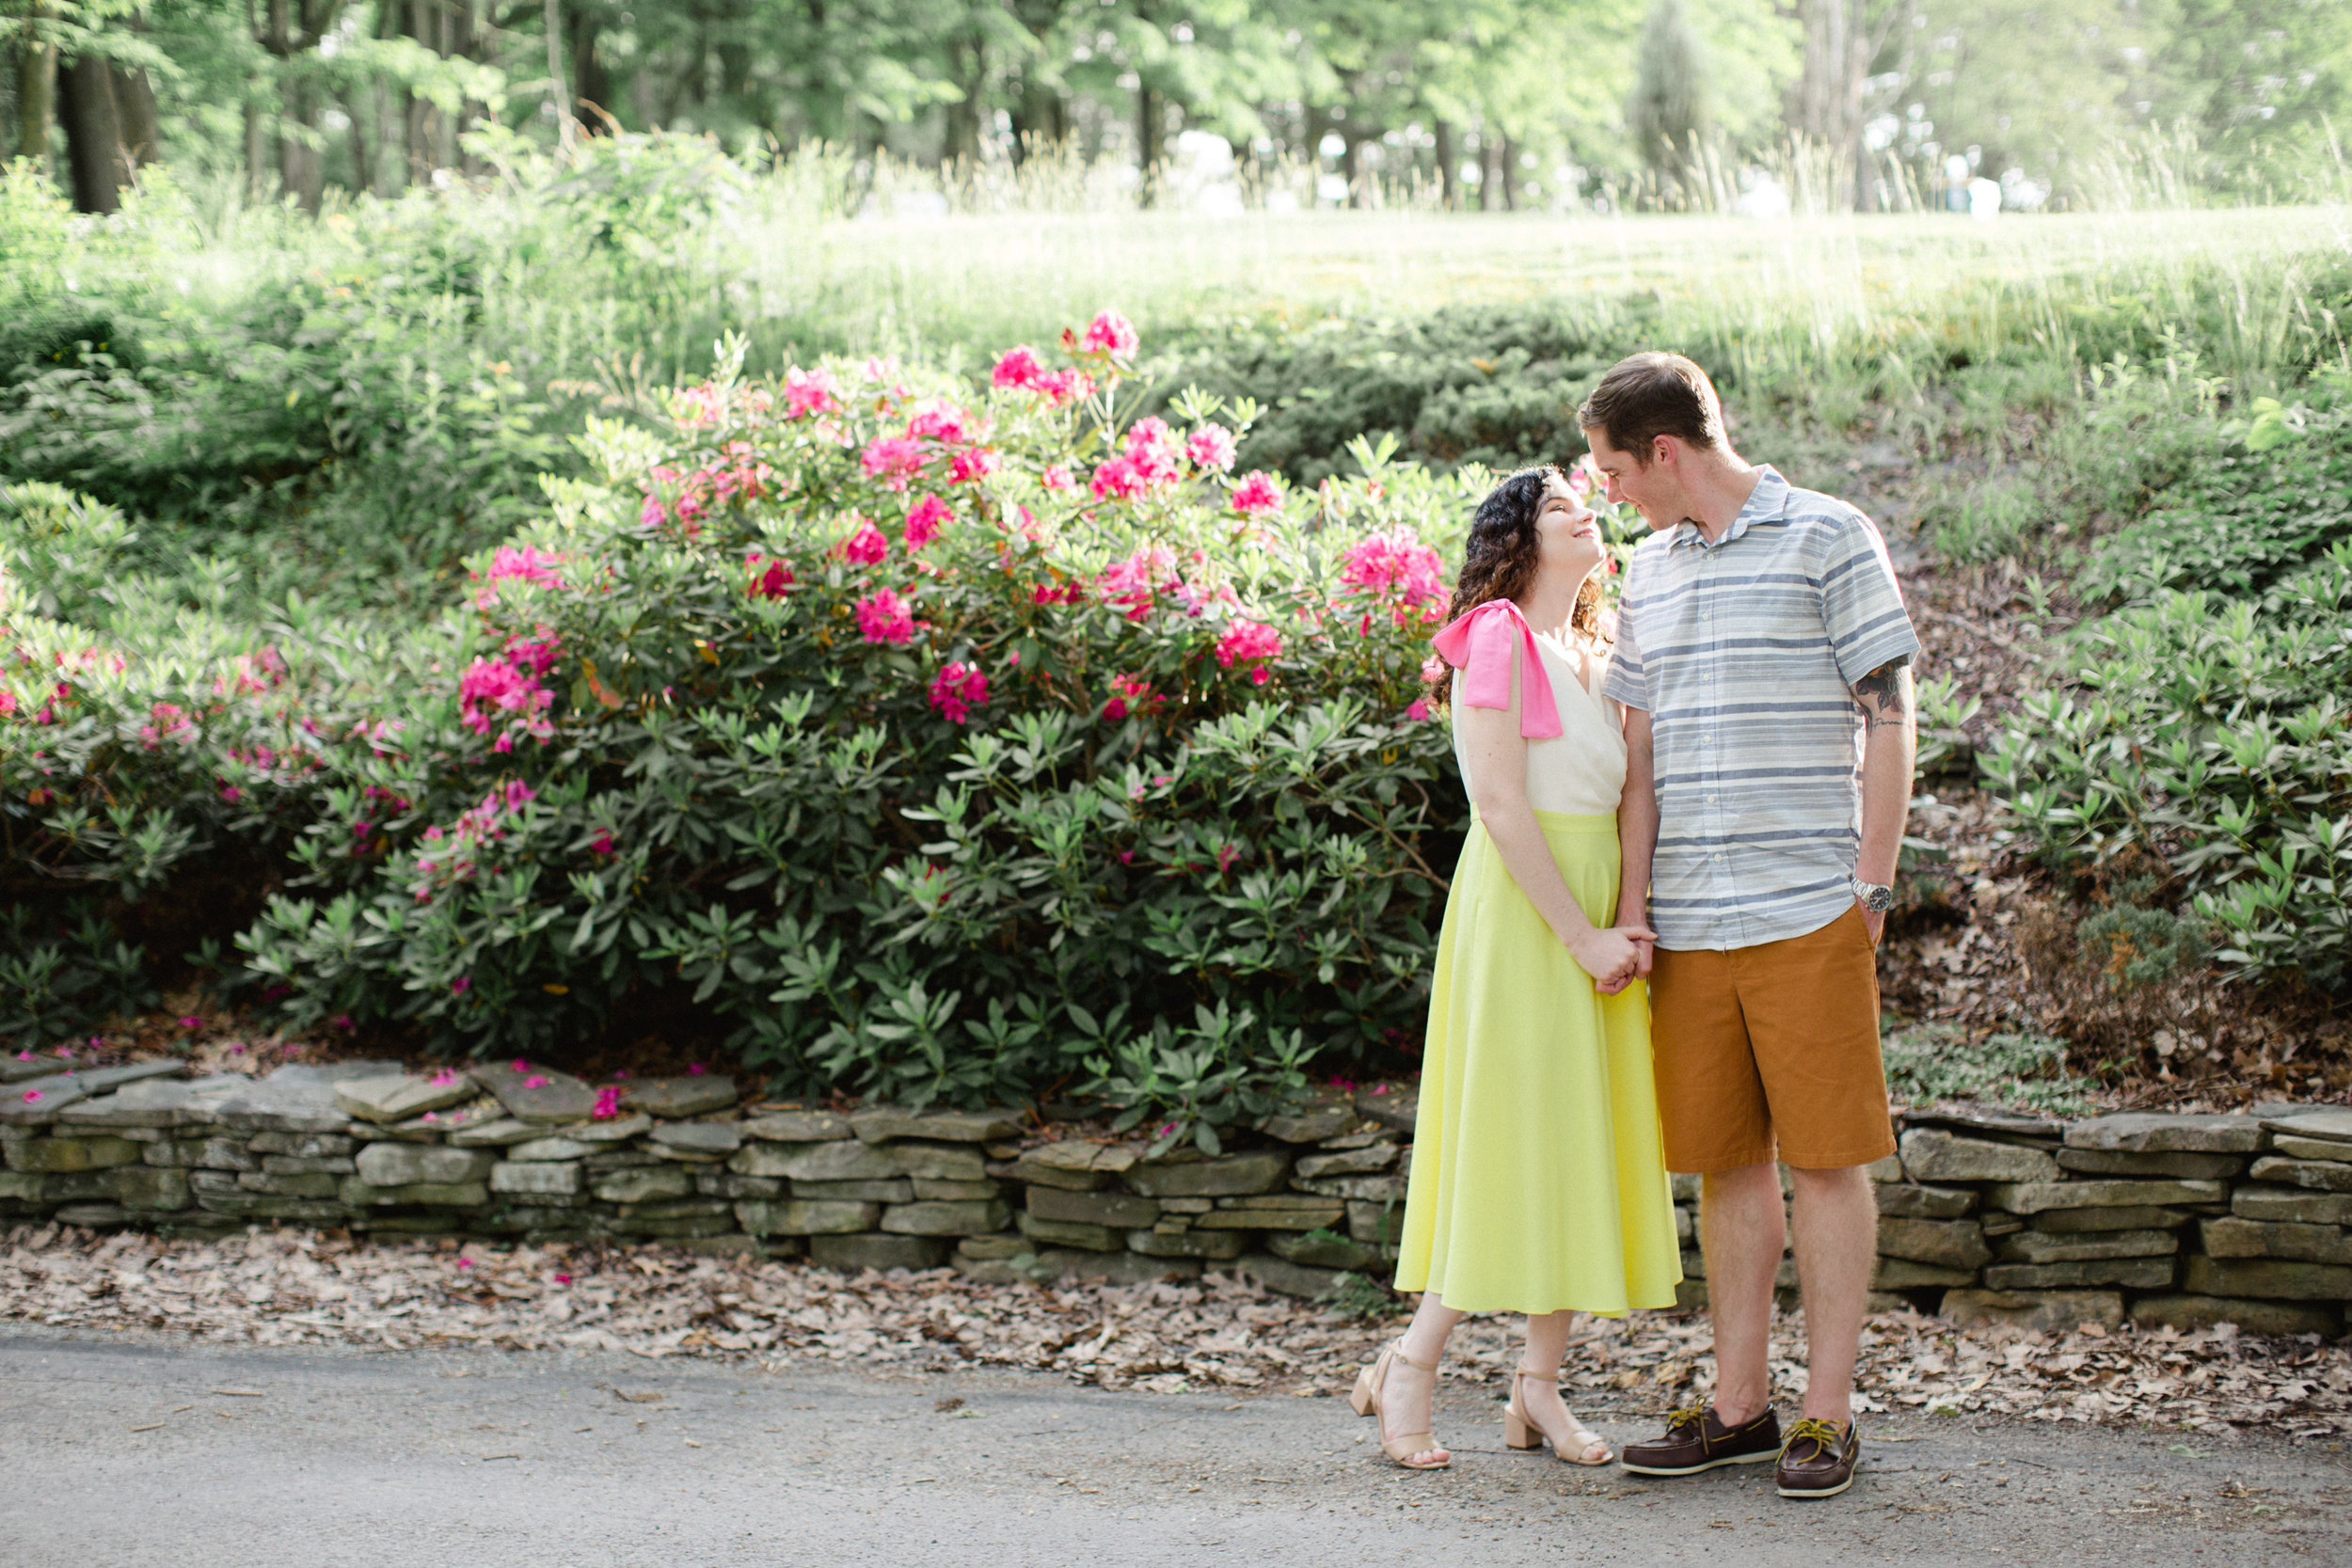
left=1881, top=1022, right=2094, bottom=1116
left=1983, top=375, right=2352, bottom=993
left=3, top=315, right=1514, bottom=1139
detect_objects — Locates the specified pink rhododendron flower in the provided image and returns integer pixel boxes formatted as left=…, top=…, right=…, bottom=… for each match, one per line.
left=993, top=345, right=1048, bottom=390
left=747, top=554, right=795, bottom=600
left=590, top=828, right=616, bottom=855
left=1186, top=424, right=1237, bottom=471
left=840, top=519, right=890, bottom=564
left=474, top=546, right=564, bottom=609
left=1340, top=528, right=1448, bottom=618
left=511, top=1058, right=528, bottom=1071
left=22, top=1090, right=41, bottom=1103
left=591, top=1085, right=623, bottom=1121
left=1230, top=470, right=1282, bottom=514
left=1041, top=464, right=1074, bottom=492
left=1215, top=616, right=1283, bottom=672
left=1406, top=698, right=1433, bottom=721
left=1077, top=309, right=1140, bottom=359
left=523, top=1074, right=550, bottom=1089
left=431, top=1069, right=462, bottom=1086
left=902, top=495, right=951, bottom=550
left=1421, top=655, right=1447, bottom=683
left=783, top=365, right=841, bottom=419
left=1098, top=545, right=1179, bottom=620
left=860, top=436, right=928, bottom=490
left=139, top=702, right=193, bottom=749
left=687, top=1063, right=707, bottom=1076
left=458, top=646, right=557, bottom=750
left=905, top=402, right=984, bottom=445
left=178, top=1015, right=202, bottom=1029
left=948, top=447, right=1000, bottom=483
left=1216, top=845, right=1240, bottom=873
left=854, top=589, right=915, bottom=645
left=928, top=660, right=989, bottom=723
left=451, top=977, right=470, bottom=994
left=554, top=1273, right=573, bottom=1284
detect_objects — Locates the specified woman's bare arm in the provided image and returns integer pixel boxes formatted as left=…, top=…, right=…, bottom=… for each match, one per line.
left=1458, top=652, right=1649, bottom=987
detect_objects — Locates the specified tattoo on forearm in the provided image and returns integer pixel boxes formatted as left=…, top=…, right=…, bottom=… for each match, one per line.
left=1853, top=657, right=1912, bottom=729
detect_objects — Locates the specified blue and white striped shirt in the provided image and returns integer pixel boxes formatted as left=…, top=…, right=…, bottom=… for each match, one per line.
left=1600, top=467, right=1920, bottom=952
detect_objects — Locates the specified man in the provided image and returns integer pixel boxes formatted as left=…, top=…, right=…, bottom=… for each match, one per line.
left=1581, top=352, right=1917, bottom=1501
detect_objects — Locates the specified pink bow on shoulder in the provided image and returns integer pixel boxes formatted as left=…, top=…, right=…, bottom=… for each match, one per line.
left=1430, top=599, right=1562, bottom=739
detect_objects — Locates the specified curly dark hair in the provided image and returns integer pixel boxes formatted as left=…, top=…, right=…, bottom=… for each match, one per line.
left=1434, top=466, right=1606, bottom=702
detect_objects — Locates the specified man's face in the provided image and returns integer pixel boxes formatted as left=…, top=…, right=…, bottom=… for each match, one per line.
left=1583, top=428, right=1685, bottom=533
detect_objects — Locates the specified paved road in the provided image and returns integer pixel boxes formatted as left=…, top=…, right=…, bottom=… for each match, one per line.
left=3, top=1326, right=2346, bottom=1566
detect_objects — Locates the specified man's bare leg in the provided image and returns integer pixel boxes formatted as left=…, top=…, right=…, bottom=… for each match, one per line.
left=1700, top=1162, right=1785, bottom=1425
left=1788, top=1163, right=1876, bottom=1425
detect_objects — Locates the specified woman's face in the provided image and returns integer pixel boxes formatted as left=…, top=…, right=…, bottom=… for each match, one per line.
left=1534, top=470, right=1605, bottom=583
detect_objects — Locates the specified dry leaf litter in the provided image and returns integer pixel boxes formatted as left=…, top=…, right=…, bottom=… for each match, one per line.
left=5, top=1225, right=2345, bottom=1437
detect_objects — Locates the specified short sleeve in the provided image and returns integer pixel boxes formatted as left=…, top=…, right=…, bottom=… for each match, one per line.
left=1819, top=512, right=1921, bottom=688
left=1599, top=570, right=1648, bottom=711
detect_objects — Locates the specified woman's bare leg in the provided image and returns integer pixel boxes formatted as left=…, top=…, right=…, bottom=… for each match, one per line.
left=1383, top=1291, right=1466, bottom=1465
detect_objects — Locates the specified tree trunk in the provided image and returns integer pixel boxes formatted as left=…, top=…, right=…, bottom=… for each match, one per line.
left=544, top=0, right=576, bottom=150
left=943, top=36, right=984, bottom=166
left=1134, top=83, right=1159, bottom=199
left=570, top=9, right=611, bottom=131
left=1345, top=131, right=1373, bottom=208
left=1479, top=131, right=1500, bottom=210
left=1499, top=137, right=1519, bottom=210
left=1791, top=0, right=1872, bottom=211
left=56, top=54, right=127, bottom=213
left=112, top=65, right=159, bottom=165
left=16, top=5, right=57, bottom=163
left=1432, top=119, right=1456, bottom=210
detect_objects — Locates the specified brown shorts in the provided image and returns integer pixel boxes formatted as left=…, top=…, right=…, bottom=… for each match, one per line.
left=1648, top=906, right=1896, bottom=1174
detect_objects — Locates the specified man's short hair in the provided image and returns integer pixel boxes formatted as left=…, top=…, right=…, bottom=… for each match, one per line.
left=1577, top=352, right=1724, bottom=467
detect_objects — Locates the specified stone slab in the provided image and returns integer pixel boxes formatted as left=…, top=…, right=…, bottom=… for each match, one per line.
left=1257, top=1101, right=1358, bottom=1144
left=2231, top=1186, right=2352, bottom=1226
left=881, top=1199, right=1011, bottom=1236
left=2063, top=1113, right=2265, bottom=1154
left=2247, top=1156, right=2352, bottom=1194
left=1194, top=1203, right=1344, bottom=1231
left=695, top=1170, right=783, bottom=1200
left=590, top=1165, right=692, bottom=1204
left=40, top=1170, right=124, bottom=1202
left=1940, top=1290, right=2124, bottom=1333
left=5, top=1134, right=143, bottom=1173
left=2261, top=1108, right=2352, bottom=1143
left=1126, top=1227, right=1248, bottom=1260
left=1294, top=1146, right=1399, bottom=1179
left=1994, top=1227, right=2178, bottom=1263
left=850, top=1107, right=1018, bottom=1144
left=568, top=1114, right=655, bottom=1144
left=1874, top=1183, right=1977, bottom=1219
left=354, top=1143, right=494, bottom=1187
left=1984, top=1179, right=2225, bottom=1213
left=2275, top=1136, right=2352, bottom=1162
left=1354, top=1085, right=1416, bottom=1133
left=795, top=1179, right=914, bottom=1203
left=1268, top=1231, right=1385, bottom=1272
left=114, top=1166, right=191, bottom=1211
left=2031, top=1206, right=2193, bottom=1233
left=55, top=1077, right=223, bottom=1130
left=807, top=1233, right=947, bottom=1272
left=338, top=1179, right=488, bottom=1208
left=508, top=1136, right=597, bottom=1163
left=2200, top=1217, right=2352, bottom=1266
left=2128, top=1294, right=2343, bottom=1337
left=955, top=1233, right=1027, bottom=1260
left=2183, top=1255, right=2352, bottom=1302
left=735, top=1199, right=881, bottom=1236
left=333, top=1073, right=476, bottom=1125
left=649, top=1122, right=742, bottom=1155
left=490, top=1161, right=584, bottom=1197
left=239, top=1170, right=341, bottom=1197
left=447, top=1117, right=541, bottom=1148
left=1876, top=1216, right=1991, bottom=1271
left=911, top=1179, right=1000, bottom=1201
left=52, top=1203, right=132, bottom=1227
left=738, top=1111, right=851, bottom=1142
left=1899, top=1128, right=2058, bottom=1182
left=1232, top=1252, right=1343, bottom=1300
left=469, top=1061, right=598, bottom=1125
left=1347, top=1201, right=1405, bottom=1246
left=620, top=1076, right=739, bottom=1119
left=1028, top=1186, right=1160, bottom=1229
left=1294, top=1174, right=1408, bottom=1202
left=1017, top=1212, right=1121, bottom=1252
left=213, top=1062, right=401, bottom=1132
left=1982, top=1258, right=2176, bottom=1290
left=193, top=1193, right=351, bottom=1221
left=1871, top=1258, right=1978, bottom=1289
left=2056, top=1148, right=2245, bottom=1180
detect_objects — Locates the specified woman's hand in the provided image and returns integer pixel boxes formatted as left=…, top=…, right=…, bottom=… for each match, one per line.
left=1569, top=924, right=1653, bottom=989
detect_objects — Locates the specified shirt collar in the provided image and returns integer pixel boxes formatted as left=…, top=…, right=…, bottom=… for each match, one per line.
left=1669, top=465, right=1789, bottom=549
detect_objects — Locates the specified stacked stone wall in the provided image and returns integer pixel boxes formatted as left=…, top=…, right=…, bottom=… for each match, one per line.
left=4, top=1057, right=2347, bottom=1337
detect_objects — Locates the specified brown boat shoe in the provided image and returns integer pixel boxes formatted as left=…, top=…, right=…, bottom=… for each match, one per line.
left=1617, top=1404, right=1782, bottom=1476
left=1775, top=1417, right=1861, bottom=1498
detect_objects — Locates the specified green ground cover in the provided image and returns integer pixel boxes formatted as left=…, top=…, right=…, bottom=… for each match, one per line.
left=5, top=147, right=2349, bottom=1110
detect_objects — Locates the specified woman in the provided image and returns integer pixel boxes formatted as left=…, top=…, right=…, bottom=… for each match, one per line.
left=1349, top=466, right=1681, bottom=1469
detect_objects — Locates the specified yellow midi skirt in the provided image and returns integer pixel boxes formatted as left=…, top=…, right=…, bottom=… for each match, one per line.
left=1392, top=810, right=1682, bottom=1317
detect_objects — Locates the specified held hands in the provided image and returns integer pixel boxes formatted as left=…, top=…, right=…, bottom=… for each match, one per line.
left=1571, top=924, right=1657, bottom=993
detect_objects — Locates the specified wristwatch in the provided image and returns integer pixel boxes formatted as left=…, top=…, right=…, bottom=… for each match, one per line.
left=1851, top=877, right=1896, bottom=912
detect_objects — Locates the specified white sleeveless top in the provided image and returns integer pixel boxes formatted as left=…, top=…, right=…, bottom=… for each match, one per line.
left=1451, top=631, right=1628, bottom=816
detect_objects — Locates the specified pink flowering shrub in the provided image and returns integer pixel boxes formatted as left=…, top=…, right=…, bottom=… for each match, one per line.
left=3, top=318, right=1614, bottom=1118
